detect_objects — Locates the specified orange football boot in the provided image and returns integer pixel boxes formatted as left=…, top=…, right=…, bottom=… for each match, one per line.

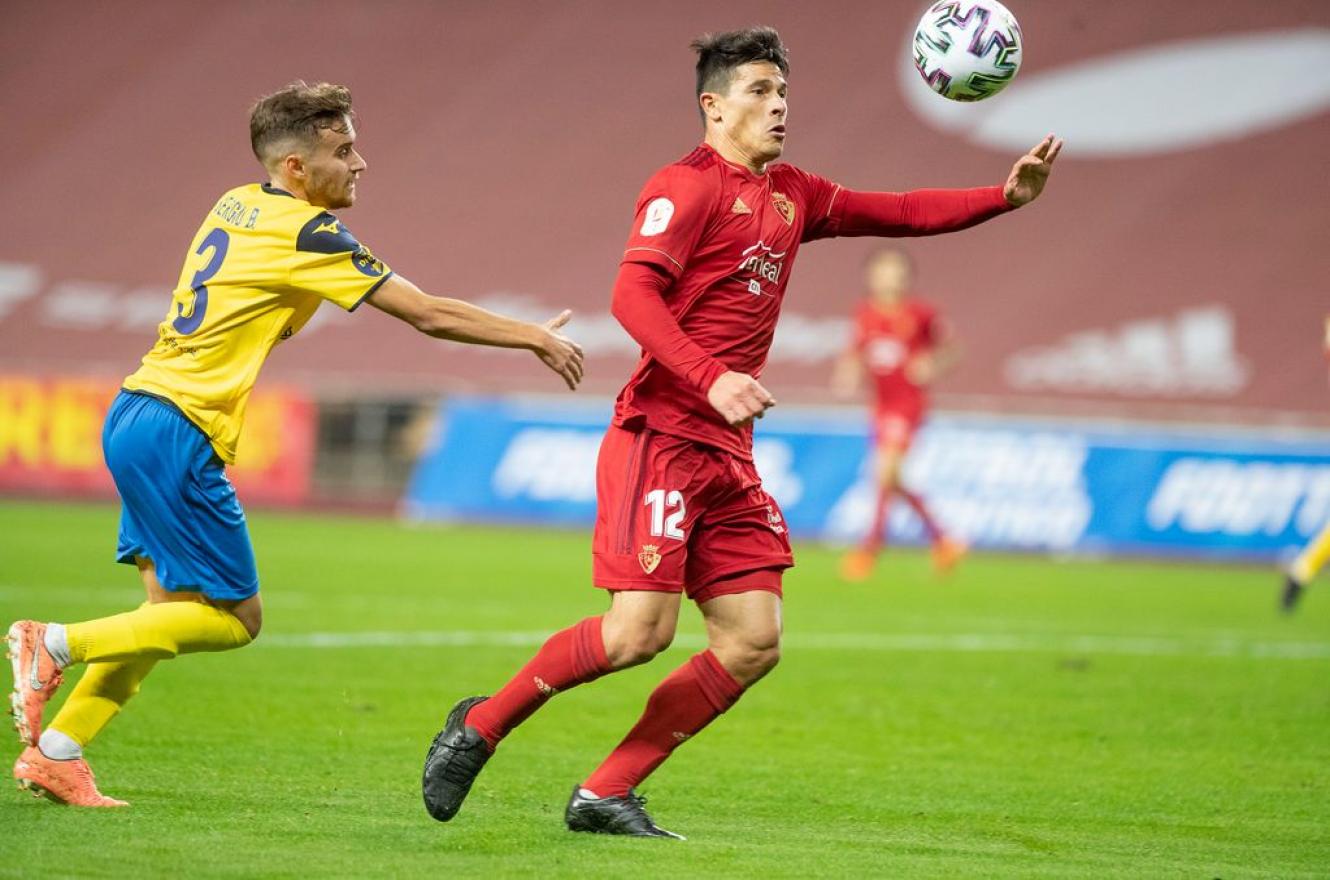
left=14, top=746, right=128, bottom=807
left=931, top=537, right=968, bottom=574
left=839, top=549, right=876, bottom=582
left=6, top=621, right=64, bottom=746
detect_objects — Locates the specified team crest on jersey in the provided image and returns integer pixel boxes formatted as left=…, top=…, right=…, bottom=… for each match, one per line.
left=352, top=246, right=386, bottom=278
left=638, top=544, right=662, bottom=574
left=770, top=191, right=796, bottom=225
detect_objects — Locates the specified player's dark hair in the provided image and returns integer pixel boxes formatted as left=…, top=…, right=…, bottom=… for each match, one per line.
left=691, top=26, right=789, bottom=105
left=249, top=81, right=354, bottom=165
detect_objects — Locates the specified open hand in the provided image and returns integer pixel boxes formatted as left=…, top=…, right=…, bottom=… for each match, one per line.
left=1003, top=135, right=1063, bottom=207
left=535, top=309, right=585, bottom=390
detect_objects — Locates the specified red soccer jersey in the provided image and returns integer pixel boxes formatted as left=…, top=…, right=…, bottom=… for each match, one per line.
left=853, top=299, right=939, bottom=420
left=613, top=144, right=843, bottom=459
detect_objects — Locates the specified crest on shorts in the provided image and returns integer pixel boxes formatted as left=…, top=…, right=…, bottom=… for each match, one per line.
left=638, top=544, right=662, bottom=574
left=770, top=191, right=795, bottom=225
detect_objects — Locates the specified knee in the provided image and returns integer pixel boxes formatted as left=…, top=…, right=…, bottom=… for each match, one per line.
left=604, top=621, right=673, bottom=669
left=713, top=633, right=781, bottom=685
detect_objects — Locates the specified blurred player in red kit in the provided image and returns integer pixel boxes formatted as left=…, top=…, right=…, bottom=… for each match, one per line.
left=834, top=248, right=966, bottom=581
left=423, top=26, right=1061, bottom=838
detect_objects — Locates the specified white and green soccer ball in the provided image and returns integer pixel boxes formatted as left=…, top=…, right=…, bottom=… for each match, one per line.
left=913, top=0, right=1023, bottom=102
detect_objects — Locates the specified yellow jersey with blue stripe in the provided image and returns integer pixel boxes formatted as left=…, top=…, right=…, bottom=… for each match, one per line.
left=124, top=183, right=392, bottom=463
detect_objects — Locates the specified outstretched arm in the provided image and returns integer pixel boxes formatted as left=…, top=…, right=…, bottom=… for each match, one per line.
left=834, top=135, right=1063, bottom=236
left=366, top=274, right=584, bottom=390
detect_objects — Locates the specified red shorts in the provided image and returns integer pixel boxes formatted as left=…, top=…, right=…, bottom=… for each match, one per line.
left=592, top=425, right=793, bottom=602
left=872, top=407, right=923, bottom=451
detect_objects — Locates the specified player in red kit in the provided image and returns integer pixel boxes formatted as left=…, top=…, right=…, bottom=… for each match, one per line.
left=835, top=248, right=966, bottom=581
left=423, top=27, right=1061, bottom=838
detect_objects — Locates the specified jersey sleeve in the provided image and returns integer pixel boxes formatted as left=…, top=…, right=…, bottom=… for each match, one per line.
left=621, top=167, right=716, bottom=280
left=288, top=212, right=394, bottom=311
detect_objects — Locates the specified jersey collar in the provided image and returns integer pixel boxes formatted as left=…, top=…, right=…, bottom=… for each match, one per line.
left=260, top=182, right=296, bottom=199
left=699, top=142, right=771, bottom=181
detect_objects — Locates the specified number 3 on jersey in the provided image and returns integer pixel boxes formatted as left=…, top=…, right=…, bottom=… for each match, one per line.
left=173, top=227, right=230, bottom=335
left=644, top=488, right=686, bottom=540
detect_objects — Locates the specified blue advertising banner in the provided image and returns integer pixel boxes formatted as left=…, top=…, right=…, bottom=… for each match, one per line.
left=403, top=396, right=1330, bottom=561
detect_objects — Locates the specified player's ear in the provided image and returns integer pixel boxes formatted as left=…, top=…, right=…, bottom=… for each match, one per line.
left=699, top=92, right=723, bottom=124
left=282, top=152, right=306, bottom=181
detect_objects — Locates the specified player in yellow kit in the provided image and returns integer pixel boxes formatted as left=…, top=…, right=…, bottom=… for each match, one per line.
left=6, top=82, right=584, bottom=806
left=1280, top=316, right=1330, bottom=613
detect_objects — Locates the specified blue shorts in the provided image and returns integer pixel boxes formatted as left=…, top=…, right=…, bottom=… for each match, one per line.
left=103, top=390, right=259, bottom=601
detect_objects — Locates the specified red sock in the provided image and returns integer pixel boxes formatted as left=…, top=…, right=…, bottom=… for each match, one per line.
left=862, top=483, right=894, bottom=553
left=466, top=615, right=609, bottom=749
left=899, top=489, right=942, bottom=542
left=581, top=650, right=744, bottom=799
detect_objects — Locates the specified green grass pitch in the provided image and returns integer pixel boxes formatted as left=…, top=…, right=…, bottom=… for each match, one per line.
left=0, top=499, right=1326, bottom=878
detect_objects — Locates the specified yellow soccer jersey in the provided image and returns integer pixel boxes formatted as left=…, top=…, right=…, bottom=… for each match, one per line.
left=124, top=183, right=392, bottom=463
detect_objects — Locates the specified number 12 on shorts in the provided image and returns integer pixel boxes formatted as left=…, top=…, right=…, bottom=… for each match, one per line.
left=644, top=489, right=686, bottom=540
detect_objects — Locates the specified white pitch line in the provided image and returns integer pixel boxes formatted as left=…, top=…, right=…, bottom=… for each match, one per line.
left=256, top=630, right=1330, bottom=660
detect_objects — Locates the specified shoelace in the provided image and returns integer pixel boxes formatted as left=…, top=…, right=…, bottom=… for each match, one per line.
left=70, top=759, right=96, bottom=786
left=619, top=791, right=653, bottom=822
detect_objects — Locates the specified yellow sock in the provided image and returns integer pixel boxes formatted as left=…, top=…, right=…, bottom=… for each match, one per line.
left=1291, top=521, right=1330, bottom=584
left=48, top=658, right=158, bottom=747
left=65, top=601, right=252, bottom=664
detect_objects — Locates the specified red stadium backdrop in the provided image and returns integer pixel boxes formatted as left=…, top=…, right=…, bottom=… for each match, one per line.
left=1, top=0, right=1328, bottom=425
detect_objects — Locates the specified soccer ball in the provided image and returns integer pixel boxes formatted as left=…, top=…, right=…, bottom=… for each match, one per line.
left=912, top=0, right=1023, bottom=102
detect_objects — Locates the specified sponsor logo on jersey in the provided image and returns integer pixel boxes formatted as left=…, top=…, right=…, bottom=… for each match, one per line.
left=771, top=191, right=795, bottom=225
left=638, top=543, right=662, bottom=574
left=736, top=240, right=786, bottom=295
left=640, top=198, right=675, bottom=236
left=313, top=219, right=341, bottom=235
left=731, top=196, right=751, bottom=215
left=866, top=337, right=908, bottom=372
left=352, top=246, right=386, bottom=278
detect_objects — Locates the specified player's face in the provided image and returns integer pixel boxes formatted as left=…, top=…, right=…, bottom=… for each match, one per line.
left=708, top=61, right=788, bottom=168
left=303, top=119, right=367, bottom=210
left=867, top=253, right=912, bottom=302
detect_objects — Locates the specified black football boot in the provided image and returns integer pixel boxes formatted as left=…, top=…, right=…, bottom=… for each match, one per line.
left=422, top=695, right=492, bottom=821
left=564, top=785, right=685, bottom=840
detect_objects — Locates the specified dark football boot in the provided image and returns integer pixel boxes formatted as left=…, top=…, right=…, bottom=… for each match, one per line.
left=564, top=785, right=685, bottom=840
left=1281, top=574, right=1306, bottom=614
left=422, top=696, right=492, bottom=821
